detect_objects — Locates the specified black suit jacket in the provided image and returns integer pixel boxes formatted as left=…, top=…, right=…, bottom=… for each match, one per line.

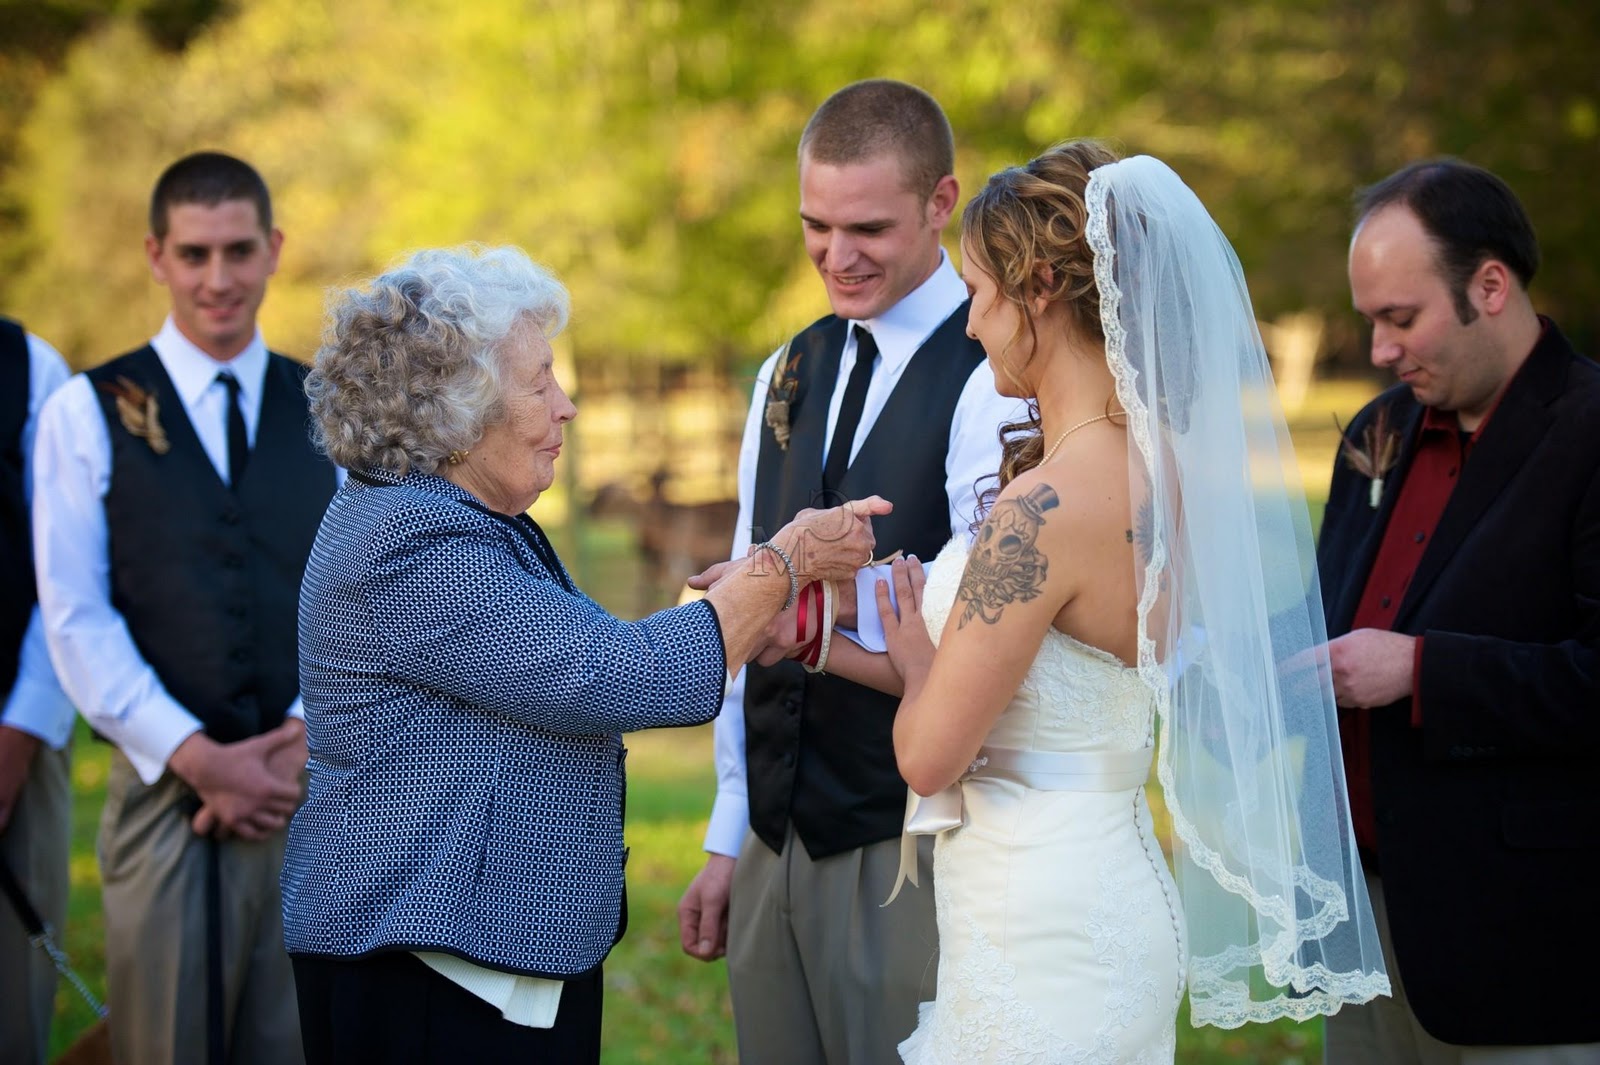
left=1317, top=321, right=1600, bottom=1046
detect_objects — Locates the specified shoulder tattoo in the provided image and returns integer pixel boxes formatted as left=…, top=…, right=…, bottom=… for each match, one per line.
left=1132, top=497, right=1156, bottom=566
left=956, top=483, right=1060, bottom=628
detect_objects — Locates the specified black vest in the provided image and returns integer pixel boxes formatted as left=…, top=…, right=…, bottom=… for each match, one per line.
left=0, top=318, right=33, bottom=697
left=87, top=346, right=336, bottom=742
left=745, top=304, right=986, bottom=858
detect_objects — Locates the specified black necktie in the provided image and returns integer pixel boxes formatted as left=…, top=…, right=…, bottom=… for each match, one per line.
left=822, top=326, right=877, bottom=491
left=216, top=371, right=249, bottom=487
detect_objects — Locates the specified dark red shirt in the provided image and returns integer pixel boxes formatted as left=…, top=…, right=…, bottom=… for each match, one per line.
left=1339, top=324, right=1546, bottom=853
left=1341, top=406, right=1478, bottom=850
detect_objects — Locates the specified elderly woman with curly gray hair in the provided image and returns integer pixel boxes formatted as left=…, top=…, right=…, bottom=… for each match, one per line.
left=280, top=245, right=885, bottom=1064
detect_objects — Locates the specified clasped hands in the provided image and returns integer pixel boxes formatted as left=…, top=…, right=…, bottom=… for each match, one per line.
left=688, top=515, right=933, bottom=681
left=167, top=716, right=307, bottom=841
left=0, top=723, right=42, bottom=834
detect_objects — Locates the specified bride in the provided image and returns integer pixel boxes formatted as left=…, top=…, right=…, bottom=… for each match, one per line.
left=810, top=142, right=1391, bottom=1061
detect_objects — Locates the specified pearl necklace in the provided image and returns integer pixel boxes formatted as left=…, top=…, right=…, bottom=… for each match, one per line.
left=1041, top=412, right=1116, bottom=464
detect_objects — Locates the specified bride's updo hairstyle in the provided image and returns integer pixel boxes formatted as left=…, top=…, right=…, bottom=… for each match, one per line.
left=962, top=139, right=1120, bottom=509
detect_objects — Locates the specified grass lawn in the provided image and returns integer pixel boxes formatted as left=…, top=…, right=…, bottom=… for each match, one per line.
left=47, top=724, right=1328, bottom=1064
left=43, top=380, right=1374, bottom=1062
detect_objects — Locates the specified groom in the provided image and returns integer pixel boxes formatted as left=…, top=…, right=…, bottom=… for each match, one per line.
left=1318, top=159, right=1600, bottom=1062
left=677, top=80, right=1018, bottom=1062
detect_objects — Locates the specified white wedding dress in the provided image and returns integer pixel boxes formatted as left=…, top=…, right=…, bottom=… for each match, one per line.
left=898, top=538, right=1186, bottom=1065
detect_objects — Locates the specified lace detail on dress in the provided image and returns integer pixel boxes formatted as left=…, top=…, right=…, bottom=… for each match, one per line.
left=1029, top=634, right=1153, bottom=751
left=921, top=537, right=1154, bottom=755
left=904, top=887, right=1169, bottom=1065
left=1087, top=853, right=1160, bottom=1040
left=919, top=539, right=964, bottom=649
left=908, top=835, right=1079, bottom=1064
left=905, top=837, right=1176, bottom=1065
left=926, top=914, right=1075, bottom=1065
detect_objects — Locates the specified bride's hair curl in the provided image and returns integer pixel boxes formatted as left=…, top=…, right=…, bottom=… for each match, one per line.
left=962, top=139, right=1120, bottom=518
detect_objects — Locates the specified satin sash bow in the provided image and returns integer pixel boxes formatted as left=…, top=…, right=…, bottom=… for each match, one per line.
left=883, top=744, right=1155, bottom=906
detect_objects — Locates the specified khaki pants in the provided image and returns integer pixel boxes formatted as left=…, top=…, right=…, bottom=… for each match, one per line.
left=1325, top=868, right=1600, bottom=1065
left=728, top=827, right=937, bottom=1065
left=99, top=751, right=304, bottom=1065
left=0, top=741, right=72, bottom=1065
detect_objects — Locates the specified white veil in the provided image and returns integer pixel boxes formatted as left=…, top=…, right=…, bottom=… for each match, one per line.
left=1087, top=156, right=1390, bottom=1025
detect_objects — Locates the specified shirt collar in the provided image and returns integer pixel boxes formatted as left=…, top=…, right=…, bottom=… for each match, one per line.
left=150, top=316, right=270, bottom=409
left=851, top=249, right=967, bottom=372
left=1418, top=403, right=1461, bottom=436
left=354, top=465, right=477, bottom=505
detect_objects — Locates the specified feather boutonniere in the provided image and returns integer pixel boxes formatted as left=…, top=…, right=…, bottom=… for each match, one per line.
left=1335, top=405, right=1402, bottom=508
left=763, top=339, right=799, bottom=451
left=96, top=376, right=170, bottom=455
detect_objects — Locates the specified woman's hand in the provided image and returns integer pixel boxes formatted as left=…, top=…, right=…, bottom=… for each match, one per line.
left=877, top=556, right=934, bottom=692
left=775, top=496, right=892, bottom=584
left=687, top=498, right=891, bottom=594
left=692, top=499, right=891, bottom=676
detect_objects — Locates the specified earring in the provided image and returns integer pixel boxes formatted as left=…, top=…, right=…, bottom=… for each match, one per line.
left=446, top=449, right=470, bottom=466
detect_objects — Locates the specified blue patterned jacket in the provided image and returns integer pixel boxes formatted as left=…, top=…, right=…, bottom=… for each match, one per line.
left=281, top=468, right=726, bottom=977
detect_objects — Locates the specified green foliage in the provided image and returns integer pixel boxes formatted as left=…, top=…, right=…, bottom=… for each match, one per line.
left=1, top=0, right=1595, bottom=372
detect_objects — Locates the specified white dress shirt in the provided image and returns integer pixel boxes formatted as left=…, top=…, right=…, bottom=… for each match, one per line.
left=417, top=952, right=563, bottom=1028
left=703, top=252, right=1026, bottom=858
left=2, top=333, right=76, bottom=749
left=32, top=319, right=310, bottom=784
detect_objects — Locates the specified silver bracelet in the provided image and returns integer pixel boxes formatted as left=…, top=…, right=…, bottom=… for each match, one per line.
left=752, top=540, right=799, bottom=611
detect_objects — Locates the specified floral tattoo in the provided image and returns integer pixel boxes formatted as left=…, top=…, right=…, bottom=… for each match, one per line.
left=956, top=483, right=1060, bottom=628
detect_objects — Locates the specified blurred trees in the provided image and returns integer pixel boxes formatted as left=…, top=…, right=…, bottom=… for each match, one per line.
left=0, top=0, right=226, bottom=276
left=0, top=0, right=1595, bottom=371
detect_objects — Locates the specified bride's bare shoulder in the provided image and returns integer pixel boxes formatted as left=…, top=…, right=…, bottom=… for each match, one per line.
left=987, top=443, right=1131, bottom=553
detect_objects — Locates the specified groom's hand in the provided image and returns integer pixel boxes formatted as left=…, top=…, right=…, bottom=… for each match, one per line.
left=0, top=725, right=41, bottom=834
left=677, top=853, right=736, bottom=961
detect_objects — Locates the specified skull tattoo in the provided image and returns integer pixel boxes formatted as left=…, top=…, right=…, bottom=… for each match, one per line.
left=957, top=483, right=1061, bottom=628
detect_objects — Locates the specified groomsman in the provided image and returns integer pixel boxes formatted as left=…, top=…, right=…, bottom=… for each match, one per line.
left=1318, top=159, right=1600, bottom=1063
left=678, top=80, right=1019, bottom=1062
left=1, top=319, right=74, bottom=1065
left=33, top=152, right=337, bottom=1065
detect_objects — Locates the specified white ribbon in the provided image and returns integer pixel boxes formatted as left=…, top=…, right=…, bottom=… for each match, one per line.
left=883, top=745, right=1155, bottom=906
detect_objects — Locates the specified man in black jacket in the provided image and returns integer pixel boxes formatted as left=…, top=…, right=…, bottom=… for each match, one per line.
left=1319, top=159, right=1599, bottom=1063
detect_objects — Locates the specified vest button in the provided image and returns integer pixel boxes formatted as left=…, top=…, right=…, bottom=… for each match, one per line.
left=220, top=508, right=242, bottom=525
left=782, top=751, right=795, bottom=768
left=227, top=604, right=247, bottom=619
left=224, top=554, right=245, bottom=569
left=231, top=648, right=250, bottom=664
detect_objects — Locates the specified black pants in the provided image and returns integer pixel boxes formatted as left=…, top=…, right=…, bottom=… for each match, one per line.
left=291, top=951, right=602, bottom=1064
